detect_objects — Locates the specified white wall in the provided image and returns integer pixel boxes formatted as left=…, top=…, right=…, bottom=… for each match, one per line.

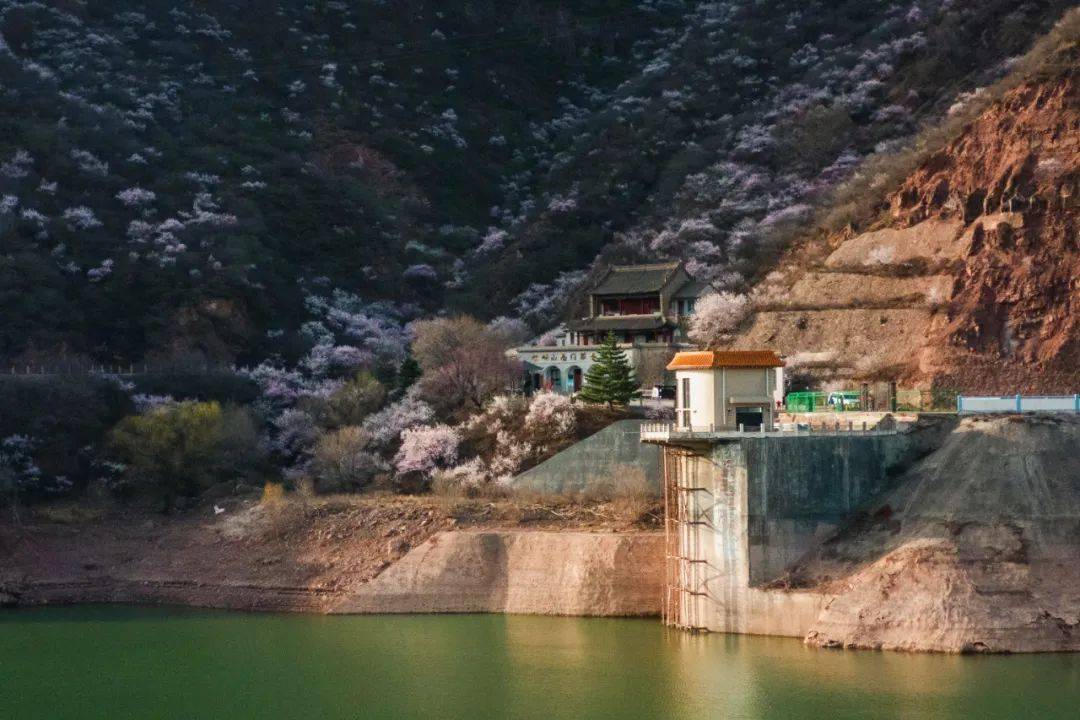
left=678, top=369, right=717, bottom=429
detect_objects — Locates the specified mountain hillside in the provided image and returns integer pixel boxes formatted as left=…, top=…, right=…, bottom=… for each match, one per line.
left=476, top=0, right=1078, bottom=324
left=730, top=15, right=1079, bottom=393
left=0, top=0, right=1073, bottom=368
left=0, top=0, right=685, bottom=364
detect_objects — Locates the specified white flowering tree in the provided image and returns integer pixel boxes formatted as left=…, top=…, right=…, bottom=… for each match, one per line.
left=523, top=392, right=576, bottom=441
left=394, top=424, right=460, bottom=477
left=361, top=396, right=436, bottom=450
left=688, top=292, right=750, bottom=347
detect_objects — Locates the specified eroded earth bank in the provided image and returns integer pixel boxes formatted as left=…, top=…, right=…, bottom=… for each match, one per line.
left=788, top=414, right=1080, bottom=653
left=0, top=496, right=663, bottom=617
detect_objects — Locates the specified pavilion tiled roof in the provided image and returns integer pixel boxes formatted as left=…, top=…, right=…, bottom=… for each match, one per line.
left=666, top=350, right=785, bottom=370
left=591, top=262, right=680, bottom=295
left=671, top=279, right=711, bottom=298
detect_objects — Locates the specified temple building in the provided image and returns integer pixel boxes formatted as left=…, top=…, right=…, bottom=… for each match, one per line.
left=514, top=262, right=712, bottom=393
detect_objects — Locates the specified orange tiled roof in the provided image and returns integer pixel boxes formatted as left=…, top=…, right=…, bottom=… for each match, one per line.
left=666, top=350, right=784, bottom=370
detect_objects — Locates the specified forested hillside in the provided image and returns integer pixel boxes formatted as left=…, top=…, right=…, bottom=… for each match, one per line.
left=0, top=0, right=1072, bottom=366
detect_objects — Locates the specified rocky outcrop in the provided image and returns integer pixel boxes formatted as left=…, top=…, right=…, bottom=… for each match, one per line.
left=2, top=528, right=663, bottom=617
left=333, top=530, right=664, bottom=616
left=906, top=76, right=1080, bottom=391
left=735, top=68, right=1079, bottom=393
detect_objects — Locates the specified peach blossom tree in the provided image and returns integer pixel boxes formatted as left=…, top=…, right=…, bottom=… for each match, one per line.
left=688, top=292, right=750, bottom=346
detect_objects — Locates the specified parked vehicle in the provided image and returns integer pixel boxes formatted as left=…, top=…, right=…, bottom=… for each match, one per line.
left=827, top=391, right=862, bottom=410
left=786, top=390, right=863, bottom=411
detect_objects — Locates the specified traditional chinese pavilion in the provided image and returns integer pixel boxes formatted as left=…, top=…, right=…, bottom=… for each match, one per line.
left=514, top=262, right=711, bottom=393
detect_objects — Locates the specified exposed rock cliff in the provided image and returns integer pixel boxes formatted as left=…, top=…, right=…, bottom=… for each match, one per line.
left=733, top=64, right=1078, bottom=392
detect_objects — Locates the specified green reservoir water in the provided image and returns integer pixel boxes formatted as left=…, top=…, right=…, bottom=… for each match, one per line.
left=2, top=607, right=1079, bottom=720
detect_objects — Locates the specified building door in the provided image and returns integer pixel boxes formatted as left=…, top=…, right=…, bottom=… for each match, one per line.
left=570, top=367, right=582, bottom=392
left=735, top=407, right=763, bottom=430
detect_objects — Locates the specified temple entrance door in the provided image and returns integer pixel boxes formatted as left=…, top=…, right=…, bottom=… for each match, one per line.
left=569, top=366, right=583, bottom=392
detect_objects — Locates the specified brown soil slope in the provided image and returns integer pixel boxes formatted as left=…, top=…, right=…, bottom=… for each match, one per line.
left=0, top=495, right=661, bottom=614
left=785, top=415, right=1080, bottom=652
left=734, top=70, right=1079, bottom=392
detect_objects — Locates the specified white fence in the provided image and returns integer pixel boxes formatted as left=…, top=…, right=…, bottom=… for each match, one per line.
left=957, top=395, right=1080, bottom=413
left=639, top=421, right=898, bottom=442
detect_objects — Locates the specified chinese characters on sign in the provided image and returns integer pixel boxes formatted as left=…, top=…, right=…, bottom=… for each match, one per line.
left=529, top=352, right=595, bottom=362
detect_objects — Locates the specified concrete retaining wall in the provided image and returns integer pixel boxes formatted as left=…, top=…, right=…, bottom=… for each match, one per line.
left=512, top=420, right=662, bottom=495
left=740, top=434, right=906, bottom=583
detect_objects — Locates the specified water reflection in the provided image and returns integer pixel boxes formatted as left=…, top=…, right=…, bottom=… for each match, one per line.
left=1, top=608, right=1079, bottom=720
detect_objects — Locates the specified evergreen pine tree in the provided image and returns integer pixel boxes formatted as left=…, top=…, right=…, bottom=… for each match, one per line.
left=396, top=356, right=422, bottom=394
left=577, top=332, right=640, bottom=406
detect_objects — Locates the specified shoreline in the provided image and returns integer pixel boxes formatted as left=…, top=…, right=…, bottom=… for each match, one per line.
left=1, top=529, right=666, bottom=618
left=0, top=494, right=664, bottom=618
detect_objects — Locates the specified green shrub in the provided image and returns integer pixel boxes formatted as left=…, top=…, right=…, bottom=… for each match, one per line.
left=310, top=426, right=385, bottom=493
left=323, top=372, right=386, bottom=428
left=108, top=401, right=263, bottom=511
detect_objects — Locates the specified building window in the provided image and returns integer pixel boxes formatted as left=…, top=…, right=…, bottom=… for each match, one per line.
left=676, top=299, right=696, bottom=316
left=599, top=297, right=660, bottom=316
left=679, top=378, right=691, bottom=428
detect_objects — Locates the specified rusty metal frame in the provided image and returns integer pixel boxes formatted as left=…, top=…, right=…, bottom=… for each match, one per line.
left=663, top=445, right=710, bottom=630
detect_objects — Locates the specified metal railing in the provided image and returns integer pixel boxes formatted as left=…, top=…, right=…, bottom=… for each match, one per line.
left=640, top=420, right=897, bottom=441
left=957, top=394, right=1080, bottom=413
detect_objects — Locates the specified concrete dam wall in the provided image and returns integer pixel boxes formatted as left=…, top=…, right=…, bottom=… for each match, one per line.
left=739, top=434, right=908, bottom=583
left=512, top=420, right=662, bottom=495
left=665, top=432, right=909, bottom=634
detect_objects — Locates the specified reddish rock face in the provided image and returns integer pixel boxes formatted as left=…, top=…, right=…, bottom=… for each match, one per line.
left=890, top=76, right=1079, bottom=391
left=734, top=72, right=1078, bottom=395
